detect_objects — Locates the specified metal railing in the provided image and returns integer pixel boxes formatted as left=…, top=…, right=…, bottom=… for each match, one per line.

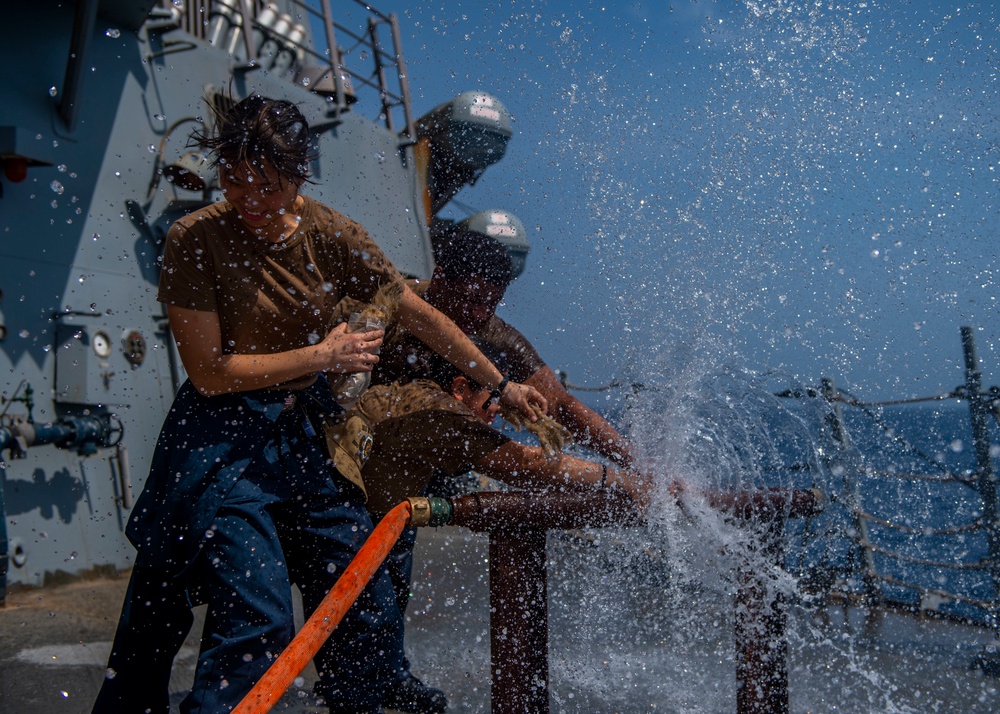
left=798, top=327, right=1000, bottom=630
left=561, top=326, right=999, bottom=631
left=159, top=0, right=415, bottom=136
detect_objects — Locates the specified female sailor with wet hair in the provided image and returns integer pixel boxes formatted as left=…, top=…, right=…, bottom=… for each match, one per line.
left=92, top=93, right=546, bottom=714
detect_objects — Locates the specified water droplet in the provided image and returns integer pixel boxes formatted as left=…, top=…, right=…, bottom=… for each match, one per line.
left=49, top=86, right=58, bottom=97
left=50, top=180, right=64, bottom=194
left=105, top=28, right=121, bottom=38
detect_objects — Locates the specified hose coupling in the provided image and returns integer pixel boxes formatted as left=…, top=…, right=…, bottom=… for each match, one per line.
left=406, top=496, right=452, bottom=527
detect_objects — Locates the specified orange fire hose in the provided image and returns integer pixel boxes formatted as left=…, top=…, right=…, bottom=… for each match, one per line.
left=231, top=500, right=413, bottom=714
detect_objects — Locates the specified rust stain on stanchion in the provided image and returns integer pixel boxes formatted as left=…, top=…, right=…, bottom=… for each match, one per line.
left=441, top=487, right=822, bottom=714
left=713, top=490, right=823, bottom=714
left=734, top=517, right=790, bottom=714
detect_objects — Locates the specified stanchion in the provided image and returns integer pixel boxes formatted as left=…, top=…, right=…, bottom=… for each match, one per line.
left=441, top=488, right=821, bottom=714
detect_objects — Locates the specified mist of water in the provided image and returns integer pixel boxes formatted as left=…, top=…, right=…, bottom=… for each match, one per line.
left=402, top=1, right=999, bottom=710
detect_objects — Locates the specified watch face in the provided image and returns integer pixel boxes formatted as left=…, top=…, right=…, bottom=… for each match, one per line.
left=92, top=329, right=112, bottom=358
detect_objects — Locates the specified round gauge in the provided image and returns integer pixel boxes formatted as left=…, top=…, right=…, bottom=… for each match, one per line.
left=92, top=329, right=112, bottom=358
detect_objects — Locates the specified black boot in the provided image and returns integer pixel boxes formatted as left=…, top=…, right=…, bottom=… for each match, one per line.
left=381, top=673, right=447, bottom=714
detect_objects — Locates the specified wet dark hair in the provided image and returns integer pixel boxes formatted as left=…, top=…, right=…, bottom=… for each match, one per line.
left=193, top=94, right=315, bottom=183
left=431, top=224, right=514, bottom=287
left=427, top=338, right=509, bottom=393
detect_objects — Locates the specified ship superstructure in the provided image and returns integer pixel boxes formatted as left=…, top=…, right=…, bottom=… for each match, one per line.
left=0, top=0, right=517, bottom=598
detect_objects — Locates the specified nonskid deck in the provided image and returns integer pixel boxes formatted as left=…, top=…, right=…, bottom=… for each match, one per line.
left=1, top=526, right=996, bottom=713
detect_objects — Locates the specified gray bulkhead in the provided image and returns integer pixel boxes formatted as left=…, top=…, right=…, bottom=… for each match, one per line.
left=0, top=1, right=433, bottom=592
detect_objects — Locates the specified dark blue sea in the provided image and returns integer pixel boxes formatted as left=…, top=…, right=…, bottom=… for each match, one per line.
left=797, top=399, right=1000, bottom=625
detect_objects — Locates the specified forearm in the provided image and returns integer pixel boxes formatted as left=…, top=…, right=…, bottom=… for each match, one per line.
left=398, top=287, right=504, bottom=390
left=477, top=442, right=646, bottom=504
left=169, top=305, right=379, bottom=396
left=182, top=347, right=326, bottom=395
left=553, top=397, right=634, bottom=467
left=526, top=366, right=634, bottom=467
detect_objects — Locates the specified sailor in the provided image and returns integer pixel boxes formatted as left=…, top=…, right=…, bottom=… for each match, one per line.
left=91, top=94, right=547, bottom=714
left=360, top=346, right=650, bottom=517
left=319, top=343, right=652, bottom=711
left=376, top=224, right=634, bottom=468
left=343, top=228, right=638, bottom=712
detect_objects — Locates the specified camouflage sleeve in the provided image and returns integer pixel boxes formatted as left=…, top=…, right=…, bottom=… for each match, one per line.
left=358, top=381, right=510, bottom=514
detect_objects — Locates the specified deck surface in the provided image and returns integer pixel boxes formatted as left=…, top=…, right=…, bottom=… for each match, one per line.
left=1, top=527, right=998, bottom=713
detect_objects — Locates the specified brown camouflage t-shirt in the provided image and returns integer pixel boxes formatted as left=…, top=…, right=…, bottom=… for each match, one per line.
left=355, top=380, right=510, bottom=515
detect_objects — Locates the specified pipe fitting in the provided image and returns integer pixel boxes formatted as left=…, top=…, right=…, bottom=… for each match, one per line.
left=406, top=496, right=452, bottom=527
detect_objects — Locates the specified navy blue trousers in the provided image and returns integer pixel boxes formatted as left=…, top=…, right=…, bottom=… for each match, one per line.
left=94, top=406, right=403, bottom=713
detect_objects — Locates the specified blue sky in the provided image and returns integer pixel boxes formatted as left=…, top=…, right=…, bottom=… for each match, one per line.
left=351, top=1, right=997, bottom=404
